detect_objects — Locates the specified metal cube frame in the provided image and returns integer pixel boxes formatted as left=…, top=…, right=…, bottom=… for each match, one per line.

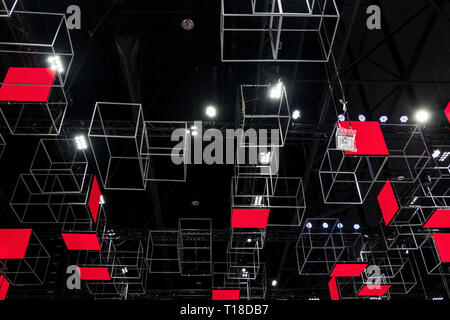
left=220, top=0, right=340, bottom=62
left=146, top=230, right=180, bottom=274
left=419, top=235, right=450, bottom=276
left=1, top=231, right=50, bottom=286
left=380, top=220, right=431, bottom=252
left=141, top=121, right=188, bottom=182
left=296, top=219, right=345, bottom=275
left=177, top=219, right=212, bottom=276
left=0, top=11, right=73, bottom=135
left=0, top=0, right=19, bottom=16
left=88, top=102, right=149, bottom=191
left=240, top=84, right=290, bottom=148
left=0, top=133, right=5, bottom=160
left=29, top=138, right=88, bottom=194
left=227, top=242, right=261, bottom=280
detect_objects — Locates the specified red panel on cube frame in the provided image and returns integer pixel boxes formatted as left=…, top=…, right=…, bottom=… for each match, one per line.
left=77, top=267, right=111, bottom=281
left=88, top=176, right=101, bottom=223
left=328, top=277, right=340, bottom=300
left=445, top=102, right=450, bottom=123
left=330, top=263, right=368, bottom=277
left=0, top=275, right=10, bottom=301
left=357, top=285, right=391, bottom=296
left=423, top=210, right=450, bottom=229
left=377, top=180, right=399, bottom=226
left=0, top=67, right=56, bottom=102
left=432, top=233, right=450, bottom=263
left=231, top=209, right=270, bottom=229
left=212, top=290, right=240, bottom=301
left=61, top=233, right=101, bottom=251
left=0, top=229, right=32, bottom=259
left=339, top=121, right=389, bottom=156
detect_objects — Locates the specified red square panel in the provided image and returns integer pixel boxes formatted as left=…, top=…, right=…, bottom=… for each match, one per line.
left=377, top=180, right=399, bottom=226
left=231, top=209, right=270, bottom=229
left=212, top=290, right=240, bottom=300
left=423, top=210, right=450, bottom=229
left=77, top=267, right=111, bottom=281
left=0, top=275, right=10, bottom=301
left=340, top=121, right=389, bottom=155
left=88, top=176, right=101, bottom=223
left=61, top=233, right=101, bottom=251
left=328, top=277, right=339, bottom=300
left=330, top=263, right=368, bottom=277
left=432, top=233, right=450, bottom=263
left=0, top=67, right=56, bottom=102
left=445, top=102, right=450, bottom=123
left=357, top=285, right=391, bottom=296
left=0, top=229, right=32, bottom=259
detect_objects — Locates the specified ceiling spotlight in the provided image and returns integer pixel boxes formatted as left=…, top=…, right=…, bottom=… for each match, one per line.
left=358, top=114, right=366, bottom=122
left=191, top=130, right=199, bottom=136
left=247, top=238, right=252, bottom=243
left=292, top=110, right=301, bottom=120
left=432, top=150, right=441, bottom=159
left=338, top=114, right=346, bottom=122
left=337, top=223, right=344, bottom=229
left=121, top=267, right=128, bottom=274
left=379, top=116, right=388, bottom=123
left=48, top=55, right=64, bottom=73
left=353, top=224, right=361, bottom=230
left=190, top=125, right=198, bottom=130
left=205, top=105, right=217, bottom=118
left=268, top=82, right=283, bottom=99
left=439, top=152, right=450, bottom=162
left=99, top=195, right=105, bottom=205
left=415, top=109, right=430, bottom=123
left=242, top=268, right=246, bottom=273
left=271, top=280, right=278, bottom=287
left=322, top=222, right=329, bottom=229
left=400, top=115, right=408, bottom=123
left=258, top=152, right=271, bottom=165
left=306, top=222, right=312, bottom=229
left=181, top=18, right=194, bottom=30
left=74, top=135, right=88, bottom=150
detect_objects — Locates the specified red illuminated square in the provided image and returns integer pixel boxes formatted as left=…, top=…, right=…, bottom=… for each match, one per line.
left=77, top=267, right=111, bottom=280
left=339, top=121, right=389, bottom=155
left=377, top=180, right=399, bottom=226
left=212, top=290, right=240, bottom=300
left=432, top=233, right=450, bottom=263
left=423, top=209, right=450, bottom=229
left=0, top=67, right=56, bottom=102
left=61, top=233, right=101, bottom=251
left=231, top=209, right=270, bottom=229
left=357, top=285, right=391, bottom=296
left=0, top=275, right=10, bottom=301
left=88, top=176, right=101, bottom=223
left=0, top=229, right=32, bottom=259
left=328, top=277, right=339, bottom=300
left=330, top=263, right=368, bottom=277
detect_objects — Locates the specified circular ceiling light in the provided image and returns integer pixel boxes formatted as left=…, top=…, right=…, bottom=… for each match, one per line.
left=181, top=18, right=194, bottom=30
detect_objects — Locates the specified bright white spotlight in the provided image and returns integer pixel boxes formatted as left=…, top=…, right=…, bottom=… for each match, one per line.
left=353, top=224, right=360, bottom=230
left=338, top=114, right=346, bottom=122
left=99, top=195, right=105, bottom=205
left=400, top=115, right=408, bottom=123
left=205, top=105, right=217, bottom=118
left=191, top=130, right=199, bottom=137
left=258, top=152, right=271, bottom=165
left=190, top=125, right=198, bottom=130
left=268, top=82, right=283, bottom=99
left=47, top=55, right=64, bottom=73
left=432, top=150, right=441, bottom=159
left=358, top=114, right=366, bottom=122
left=74, top=135, right=88, bottom=150
left=306, top=222, right=312, bottom=229
left=439, top=152, right=450, bottom=162
left=292, top=110, right=301, bottom=120
left=379, top=116, right=388, bottom=123
left=337, top=223, right=344, bottom=229
left=121, top=267, right=128, bottom=274
left=242, top=268, right=246, bottom=272
left=247, top=238, right=252, bottom=243
left=322, top=222, right=329, bottom=229
left=271, top=280, right=278, bottom=287
left=415, top=109, right=430, bottom=123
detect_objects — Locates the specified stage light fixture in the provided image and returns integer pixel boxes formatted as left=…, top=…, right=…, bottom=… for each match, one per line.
left=247, top=238, right=252, bottom=243
left=205, top=105, right=217, bottom=118
left=415, top=109, right=430, bottom=123
left=379, top=115, right=388, bottom=123
left=353, top=224, right=361, bottom=230
left=268, top=82, right=283, bottom=99
left=48, top=55, right=64, bottom=72
left=322, top=222, right=329, bottom=229
left=191, top=130, right=199, bottom=136
left=271, top=280, right=278, bottom=287
left=306, top=222, right=312, bottom=229
left=432, top=150, right=441, bottom=159
left=400, top=115, right=408, bottom=123
left=74, top=135, right=88, bottom=150
left=338, top=114, right=345, bottom=121
left=337, top=223, right=344, bottom=229
left=292, top=110, right=301, bottom=120
left=358, top=114, right=366, bottom=122
left=100, top=195, right=105, bottom=205
left=258, top=152, right=271, bottom=165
